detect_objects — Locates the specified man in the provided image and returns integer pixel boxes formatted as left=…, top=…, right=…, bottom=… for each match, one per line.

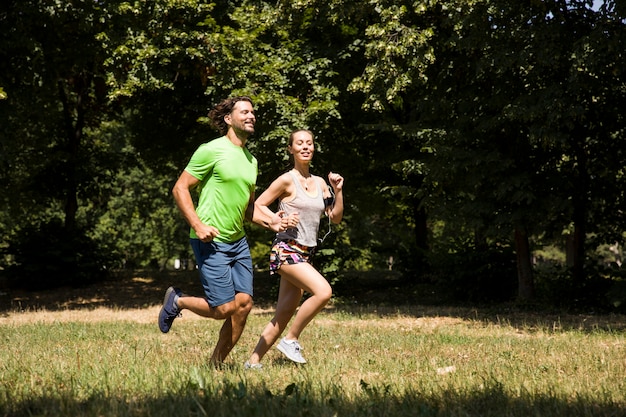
left=158, top=96, right=277, bottom=365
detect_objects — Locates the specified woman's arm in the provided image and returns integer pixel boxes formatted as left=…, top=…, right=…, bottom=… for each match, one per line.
left=252, top=173, right=297, bottom=232
left=325, top=172, right=344, bottom=224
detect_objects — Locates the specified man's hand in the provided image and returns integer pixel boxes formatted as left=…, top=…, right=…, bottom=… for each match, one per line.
left=194, top=223, right=220, bottom=242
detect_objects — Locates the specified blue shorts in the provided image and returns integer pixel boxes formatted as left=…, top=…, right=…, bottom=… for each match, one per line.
left=190, top=237, right=253, bottom=307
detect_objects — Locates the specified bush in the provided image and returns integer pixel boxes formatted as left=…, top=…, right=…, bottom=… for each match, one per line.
left=427, top=247, right=518, bottom=303
left=533, top=261, right=625, bottom=312
left=2, top=220, right=113, bottom=290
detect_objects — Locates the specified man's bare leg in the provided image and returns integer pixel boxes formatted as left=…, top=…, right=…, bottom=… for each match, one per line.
left=210, top=292, right=253, bottom=365
left=177, top=295, right=234, bottom=319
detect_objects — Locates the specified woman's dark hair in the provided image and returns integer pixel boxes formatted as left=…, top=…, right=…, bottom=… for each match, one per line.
left=208, top=96, right=254, bottom=134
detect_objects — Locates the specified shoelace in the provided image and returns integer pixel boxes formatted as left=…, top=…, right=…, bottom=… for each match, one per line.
left=167, top=311, right=182, bottom=320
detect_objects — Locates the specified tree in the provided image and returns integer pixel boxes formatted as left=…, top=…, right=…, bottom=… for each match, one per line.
left=345, top=0, right=626, bottom=301
left=0, top=0, right=212, bottom=279
left=0, top=0, right=115, bottom=232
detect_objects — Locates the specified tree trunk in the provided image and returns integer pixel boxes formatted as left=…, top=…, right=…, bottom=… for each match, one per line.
left=412, top=199, right=428, bottom=275
left=568, top=129, right=588, bottom=287
left=568, top=160, right=588, bottom=285
left=58, top=74, right=89, bottom=233
left=569, top=222, right=586, bottom=284
left=514, top=226, right=534, bottom=300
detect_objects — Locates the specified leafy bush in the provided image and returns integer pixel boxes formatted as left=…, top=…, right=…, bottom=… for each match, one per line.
left=427, top=247, right=518, bottom=303
left=605, top=279, right=626, bottom=313
left=533, top=261, right=624, bottom=312
left=2, top=220, right=113, bottom=290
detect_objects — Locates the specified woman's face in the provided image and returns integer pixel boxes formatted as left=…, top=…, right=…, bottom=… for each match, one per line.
left=289, top=131, right=315, bottom=163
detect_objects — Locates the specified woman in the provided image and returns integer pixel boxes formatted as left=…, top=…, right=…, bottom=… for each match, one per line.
left=246, top=129, right=344, bottom=368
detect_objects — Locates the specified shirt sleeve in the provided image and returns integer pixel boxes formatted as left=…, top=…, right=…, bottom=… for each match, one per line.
left=185, top=142, right=215, bottom=181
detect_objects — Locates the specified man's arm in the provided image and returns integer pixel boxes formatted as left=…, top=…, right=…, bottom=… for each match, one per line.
left=172, top=170, right=219, bottom=241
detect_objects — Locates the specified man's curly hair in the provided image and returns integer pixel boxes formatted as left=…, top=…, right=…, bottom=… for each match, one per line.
left=208, top=96, right=254, bottom=134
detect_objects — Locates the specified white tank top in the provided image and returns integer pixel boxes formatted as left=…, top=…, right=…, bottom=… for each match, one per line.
left=275, top=171, right=326, bottom=247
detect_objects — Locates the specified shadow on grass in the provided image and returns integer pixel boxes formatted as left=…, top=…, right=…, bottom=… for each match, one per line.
left=2, top=269, right=626, bottom=332
left=1, top=270, right=199, bottom=312
left=2, top=381, right=624, bottom=417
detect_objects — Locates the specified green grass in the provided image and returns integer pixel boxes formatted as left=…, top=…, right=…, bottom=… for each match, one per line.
left=1, top=305, right=625, bottom=416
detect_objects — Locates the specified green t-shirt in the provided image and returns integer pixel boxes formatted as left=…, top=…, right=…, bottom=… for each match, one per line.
left=184, top=136, right=257, bottom=243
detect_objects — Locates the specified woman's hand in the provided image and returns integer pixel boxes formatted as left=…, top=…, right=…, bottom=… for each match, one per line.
left=328, top=172, right=344, bottom=192
left=285, top=212, right=300, bottom=229
left=271, top=211, right=299, bottom=232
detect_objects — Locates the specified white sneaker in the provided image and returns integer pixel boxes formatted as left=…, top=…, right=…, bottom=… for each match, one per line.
left=244, top=361, right=263, bottom=370
left=276, top=338, right=307, bottom=364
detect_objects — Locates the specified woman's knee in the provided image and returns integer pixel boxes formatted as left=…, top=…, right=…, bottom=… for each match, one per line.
left=317, top=282, right=333, bottom=304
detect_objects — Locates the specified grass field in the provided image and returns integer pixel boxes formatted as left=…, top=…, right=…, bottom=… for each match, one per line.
left=1, top=271, right=625, bottom=416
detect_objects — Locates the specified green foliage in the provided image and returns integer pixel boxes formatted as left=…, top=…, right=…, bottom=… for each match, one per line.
left=102, top=0, right=219, bottom=99
left=345, top=0, right=626, bottom=296
left=427, top=246, right=518, bottom=303
left=90, top=164, right=187, bottom=270
left=314, top=218, right=371, bottom=283
left=534, top=260, right=626, bottom=312
left=1, top=0, right=626, bottom=307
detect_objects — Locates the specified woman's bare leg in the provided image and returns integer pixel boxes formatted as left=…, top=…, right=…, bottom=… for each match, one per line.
left=247, top=278, right=302, bottom=364
left=279, top=263, right=332, bottom=341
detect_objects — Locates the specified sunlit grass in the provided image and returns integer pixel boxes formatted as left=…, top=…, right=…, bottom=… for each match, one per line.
left=1, top=305, right=624, bottom=416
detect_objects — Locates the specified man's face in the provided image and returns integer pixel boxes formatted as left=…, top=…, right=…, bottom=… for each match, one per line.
left=226, top=100, right=256, bottom=136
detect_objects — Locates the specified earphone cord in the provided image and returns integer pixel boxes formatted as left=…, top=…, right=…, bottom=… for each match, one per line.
left=318, top=188, right=335, bottom=244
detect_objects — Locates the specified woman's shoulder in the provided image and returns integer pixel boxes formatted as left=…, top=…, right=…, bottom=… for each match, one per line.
left=312, top=174, right=328, bottom=188
left=269, top=171, right=295, bottom=190
left=277, top=171, right=295, bottom=182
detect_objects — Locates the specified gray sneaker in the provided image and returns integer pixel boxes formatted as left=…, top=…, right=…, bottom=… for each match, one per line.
left=244, top=361, right=263, bottom=370
left=276, top=338, right=307, bottom=364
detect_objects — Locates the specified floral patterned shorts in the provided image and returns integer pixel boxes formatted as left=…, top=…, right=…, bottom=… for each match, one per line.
left=269, top=239, right=315, bottom=275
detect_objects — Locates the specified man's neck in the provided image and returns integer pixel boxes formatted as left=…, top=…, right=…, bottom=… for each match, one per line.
left=226, top=130, right=247, bottom=147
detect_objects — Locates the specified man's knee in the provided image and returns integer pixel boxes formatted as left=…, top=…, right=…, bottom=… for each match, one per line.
left=213, top=300, right=236, bottom=319
left=214, top=294, right=252, bottom=318
left=235, top=293, right=253, bottom=315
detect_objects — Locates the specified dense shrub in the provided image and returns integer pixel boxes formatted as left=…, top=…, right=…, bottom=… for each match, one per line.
left=2, top=220, right=113, bottom=290
left=534, top=261, right=626, bottom=312
left=427, top=248, right=518, bottom=303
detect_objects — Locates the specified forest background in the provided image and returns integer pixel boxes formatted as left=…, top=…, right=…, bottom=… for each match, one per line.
left=1, top=0, right=625, bottom=312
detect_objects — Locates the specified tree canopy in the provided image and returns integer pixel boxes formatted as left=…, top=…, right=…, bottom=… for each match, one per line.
left=1, top=0, right=625, bottom=309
